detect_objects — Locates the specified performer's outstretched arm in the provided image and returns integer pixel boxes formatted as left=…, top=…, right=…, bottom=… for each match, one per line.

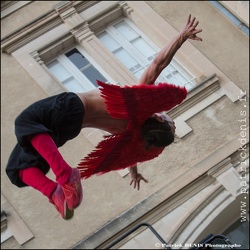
left=128, top=14, right=202, bottom=189
left=139, top=14, right=202, bottom=85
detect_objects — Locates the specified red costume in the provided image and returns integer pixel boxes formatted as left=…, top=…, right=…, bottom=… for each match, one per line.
left=78, top=80, right=187, bottom=179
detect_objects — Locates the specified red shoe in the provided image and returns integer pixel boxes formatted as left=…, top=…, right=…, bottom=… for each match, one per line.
left=50, top=184, right=74, bottom=220
left=62, top=168, right=83, bottom=210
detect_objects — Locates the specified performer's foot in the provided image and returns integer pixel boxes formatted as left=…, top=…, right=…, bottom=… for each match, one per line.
left=62, top=168, right=83, bottom=210
left=50, top=184, right=74, bottom=220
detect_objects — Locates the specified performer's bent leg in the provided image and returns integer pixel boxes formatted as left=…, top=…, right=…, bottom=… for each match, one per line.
left=31, top=133, right=82, bottom=210
left=19, top=167, right=57, bottom=198
left=19, top=167, right=74, bottom=220
left=30, top=133, right=72, bottom=186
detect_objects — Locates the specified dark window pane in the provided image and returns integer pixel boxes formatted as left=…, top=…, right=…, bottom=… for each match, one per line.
left=66, top=48, right=107, bottom=87
left=82, top=66, right=107, bottom=87
left=66, top=48, right=89, bottom=69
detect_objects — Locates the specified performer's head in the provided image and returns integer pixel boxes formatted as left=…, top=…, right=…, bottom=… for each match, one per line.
left=141, top=113, right=176, bottom=150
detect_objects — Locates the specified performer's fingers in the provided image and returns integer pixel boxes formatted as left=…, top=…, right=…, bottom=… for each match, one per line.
left=195, top=29, right=202, bottom=34
left=190, top=16, right=196, bottom=26
left=193, top=20, right=199, bottom=29
left=193, top=36, right=202, bottom=41
left=187, top=14, right=191, bottom=25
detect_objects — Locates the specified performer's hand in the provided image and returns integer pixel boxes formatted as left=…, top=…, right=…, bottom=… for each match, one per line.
left=130, top=172, right=148, bottom=191
left=180, top=14, right=202, bottom=42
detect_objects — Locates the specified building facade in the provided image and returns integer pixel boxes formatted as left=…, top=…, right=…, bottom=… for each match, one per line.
left=1, top=1, right=249, bottom=249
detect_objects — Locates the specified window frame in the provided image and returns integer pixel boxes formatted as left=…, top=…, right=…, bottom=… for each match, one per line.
left=46, top=45, right=115, bottom=92
left=96, top=17, right=197, bottom=90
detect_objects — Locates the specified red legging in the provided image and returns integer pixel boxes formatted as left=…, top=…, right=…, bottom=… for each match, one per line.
left=19, top=133, right=72, bottom=199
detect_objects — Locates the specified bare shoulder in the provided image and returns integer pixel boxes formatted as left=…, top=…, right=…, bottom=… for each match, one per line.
left=76, top=88, right=102, bottom=106
left=76, top=88, right=107, bottom=117
left=77, top=88, right=101, bottom=99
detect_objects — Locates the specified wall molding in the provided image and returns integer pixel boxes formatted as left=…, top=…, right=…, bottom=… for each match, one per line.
left=1, top=1, right=32, bottom=19
left=1, top=1, right=100, bottom=54
left=168, top=74, right=246, bottom=138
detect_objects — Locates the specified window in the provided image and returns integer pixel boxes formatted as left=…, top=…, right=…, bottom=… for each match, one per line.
left=97, top=19, right=196, bottom=90
left=47, top=47, right=108, bottom=92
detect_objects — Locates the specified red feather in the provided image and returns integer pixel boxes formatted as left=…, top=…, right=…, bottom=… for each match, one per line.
left=78, top=81, right=187, bottom=179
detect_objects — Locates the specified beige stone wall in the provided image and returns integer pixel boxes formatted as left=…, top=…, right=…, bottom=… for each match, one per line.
left=1, top=1, right=60, bottom=37
left=1, top=1, right=249, bottom=249
left=220, top=1, right=249, bottom=27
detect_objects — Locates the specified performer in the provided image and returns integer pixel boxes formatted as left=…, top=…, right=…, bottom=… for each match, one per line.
left=6, top=14, right=202, bottom=220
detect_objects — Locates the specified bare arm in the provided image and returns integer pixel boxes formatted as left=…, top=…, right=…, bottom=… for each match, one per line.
left=139, top=14, right=202, bottom=85
left=128, top=15, right=202, bottom=190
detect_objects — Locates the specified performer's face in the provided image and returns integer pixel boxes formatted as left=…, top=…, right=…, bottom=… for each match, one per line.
left=152, top=113, right=176, bottom=134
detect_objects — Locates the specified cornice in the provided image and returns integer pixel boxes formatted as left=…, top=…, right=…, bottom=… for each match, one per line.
left=168, top=74, right=220, bottom=118
left=1, top=1, right=19, bottom=11
left=0, top=1, right=100, bottom=54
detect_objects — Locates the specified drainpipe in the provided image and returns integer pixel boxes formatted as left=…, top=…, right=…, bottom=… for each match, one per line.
left=209, top=1, right=249, bottom=37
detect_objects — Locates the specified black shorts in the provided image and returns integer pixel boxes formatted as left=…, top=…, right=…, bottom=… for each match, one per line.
left=6, top=92, right=84, bottom=187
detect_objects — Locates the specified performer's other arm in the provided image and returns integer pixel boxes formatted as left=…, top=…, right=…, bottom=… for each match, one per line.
left=129, top=165, right=148, bottom=191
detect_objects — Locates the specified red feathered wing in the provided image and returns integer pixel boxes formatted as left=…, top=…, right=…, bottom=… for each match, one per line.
left=97, top=80, right=187, bottom=125
left=78, top=80, right=187, bottom=179
left=78, top=130, right=164, bottom=179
